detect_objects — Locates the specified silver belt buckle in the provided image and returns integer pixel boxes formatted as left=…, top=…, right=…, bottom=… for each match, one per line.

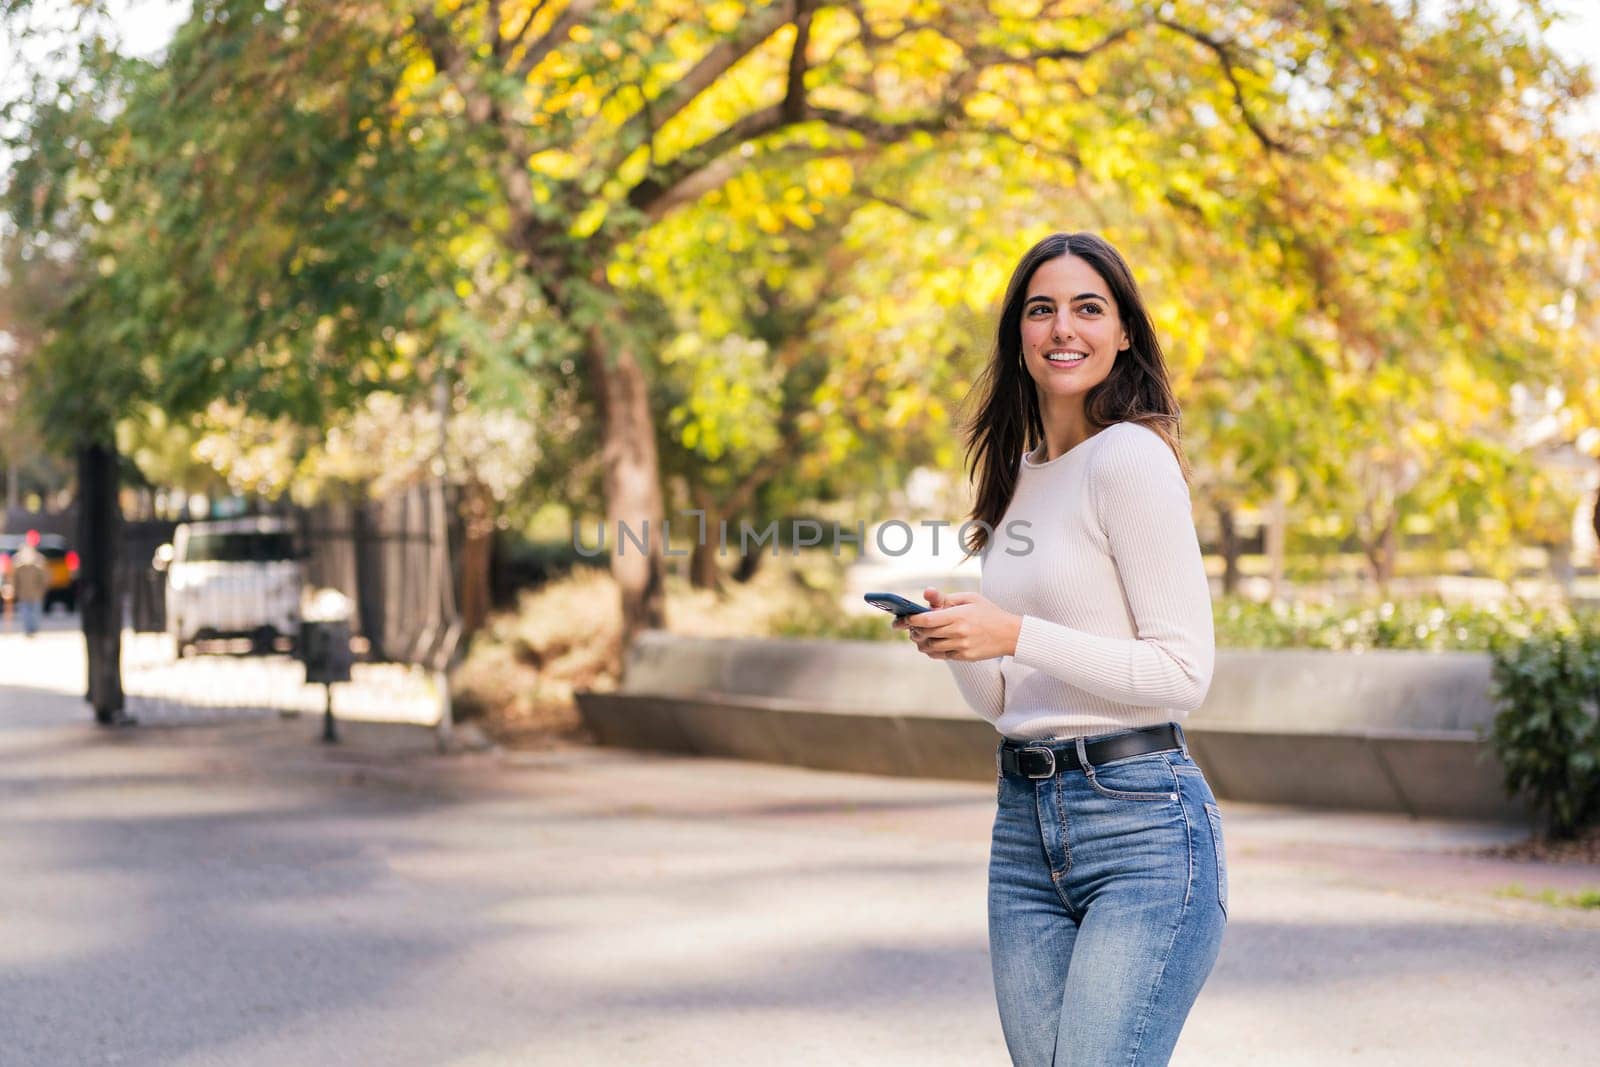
left=1020, top=745, right=1056, bottom=779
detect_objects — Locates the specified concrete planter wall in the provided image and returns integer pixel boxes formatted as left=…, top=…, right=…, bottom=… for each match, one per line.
left=576, top=633, right=1532, bottom=822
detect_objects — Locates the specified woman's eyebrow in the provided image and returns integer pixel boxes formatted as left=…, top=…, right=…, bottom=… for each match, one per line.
left=1024, top=292, right=1108, bottom=305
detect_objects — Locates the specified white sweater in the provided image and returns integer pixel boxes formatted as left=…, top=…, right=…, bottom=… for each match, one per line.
left=945, top=421, right=1215, bottom=741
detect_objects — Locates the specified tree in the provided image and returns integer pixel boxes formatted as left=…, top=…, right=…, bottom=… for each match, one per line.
left=9, top=0, right=1595, bottom=659
left=2, top=7, right=152, bottom=722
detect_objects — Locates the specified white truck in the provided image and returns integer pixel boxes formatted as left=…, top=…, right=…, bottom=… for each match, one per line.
left=157, top=517, right=304, bottom=655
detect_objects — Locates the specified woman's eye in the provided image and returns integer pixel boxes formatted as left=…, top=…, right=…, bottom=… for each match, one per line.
left=1028, top=306, right=1051, bottom=316
left=1078, top=303, right=1103, bottom=315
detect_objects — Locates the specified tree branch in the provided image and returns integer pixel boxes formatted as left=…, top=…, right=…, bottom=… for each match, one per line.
left=624, top=86, right=1059, bottom=223
left=509, top=0, right=551, bottom=51
left=809, top=105, right=957, bottom=141
left=858, top=189, right=930, bottom=221
left=1154, top=18, right=1289, bottom=154
left=620, top=8, right=1140, bottom=225
left=784, top=0, right=814, bottom=124
left=625, top=103, right=789, bottom=216
left=514, top=0, right=600, bottom=81
left=937, top=20, right=1145, bottom=118
left=965, top=21, right=1146, bottom=70
left=604, top=1, right=796, bottom=169
left=411, top=9, right=463, bottom=82
left=487, top=0, right=504, bottom=61
left=844, top=0, right=961, bottom=51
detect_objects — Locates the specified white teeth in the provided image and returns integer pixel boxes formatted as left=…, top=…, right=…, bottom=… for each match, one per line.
left=1046, top=352, right=1086, bottom=363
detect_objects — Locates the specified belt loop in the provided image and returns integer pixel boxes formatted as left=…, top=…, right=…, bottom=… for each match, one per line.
left=1174, top=721, right=1190, bottom=759
left=1074, top=735, right=1093, bottom=778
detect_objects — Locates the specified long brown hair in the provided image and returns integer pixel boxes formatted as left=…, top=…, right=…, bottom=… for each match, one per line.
left=960, top=232, right=1191, bottom=557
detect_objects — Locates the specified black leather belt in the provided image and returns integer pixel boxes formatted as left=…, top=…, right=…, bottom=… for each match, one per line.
left=999, top=724, right=1181, bottom=779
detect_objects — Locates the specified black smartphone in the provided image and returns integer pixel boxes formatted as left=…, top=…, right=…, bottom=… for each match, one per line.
left=863, top=592, right=931, bottom=617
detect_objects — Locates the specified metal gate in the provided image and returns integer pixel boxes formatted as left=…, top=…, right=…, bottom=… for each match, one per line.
left=117, top=484, right=461, bottom=728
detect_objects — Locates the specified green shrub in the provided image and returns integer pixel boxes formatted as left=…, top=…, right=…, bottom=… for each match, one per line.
left=1488, top=624, right=1600, bottom=840
left=772, top=609, right=900, bottom=642
left=1212, top=596, right=1565, bottom=652
left=781, top=594, right=1583, bottom=651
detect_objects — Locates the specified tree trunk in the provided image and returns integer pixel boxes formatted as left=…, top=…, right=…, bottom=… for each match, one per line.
left=689, top=509, right=723, bottom=592
left=685, top=488, right=723, bottom=592
left=1381, top=520, right=1398, bottom=593
left=581, top=289, right=667, bottom=648
left=77, top=440, right=124, bottom=724
left=1265, top=479, right=1288, bottom=601
left=1363, top=516, right=1398, bottom=597
left=1215, top=503, right=1240, bottom=598
left=733, top=547, right=764, bottom=583
left=457, top=479, right=495, bottom=635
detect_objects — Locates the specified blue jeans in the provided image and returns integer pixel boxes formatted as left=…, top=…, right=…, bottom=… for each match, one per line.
left=17, top=599, right=40, bottom=636
left=989, top=724, right=1227, bottom=1066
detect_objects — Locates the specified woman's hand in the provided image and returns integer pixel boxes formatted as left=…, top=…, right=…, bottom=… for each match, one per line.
left=892, top=586, right=1023, bottom=661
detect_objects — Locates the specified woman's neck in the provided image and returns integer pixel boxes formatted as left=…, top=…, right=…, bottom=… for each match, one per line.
left=1033, top=402, right=1096, bottom=464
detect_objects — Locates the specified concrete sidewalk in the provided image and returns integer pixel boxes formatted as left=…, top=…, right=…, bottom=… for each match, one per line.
left=3, top=628, right=444, bottom=744
left=2, top=669, right=1598, bottom=1065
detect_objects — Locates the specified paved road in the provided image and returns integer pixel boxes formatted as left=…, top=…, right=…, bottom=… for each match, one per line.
left=3, top=631, right=1598, bottom=1065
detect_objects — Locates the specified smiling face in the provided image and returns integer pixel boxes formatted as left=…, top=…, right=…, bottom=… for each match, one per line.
left=1019, top=254, right=1129, bottom=409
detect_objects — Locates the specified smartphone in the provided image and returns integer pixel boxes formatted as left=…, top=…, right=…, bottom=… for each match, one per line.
left=863, top=592, right=931, bottom=617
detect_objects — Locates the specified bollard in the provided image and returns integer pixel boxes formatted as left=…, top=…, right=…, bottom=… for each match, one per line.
left=299, top=590, right=353, bottom=744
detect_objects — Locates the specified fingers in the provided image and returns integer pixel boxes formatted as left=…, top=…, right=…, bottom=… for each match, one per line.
left=895, top=599, right=963, bottom=659
left=907, top=606, right=956, bottom=630
left=922, top=587, right=980, bottom=607
left=896, top=614, right=934, bottom=654
left=910, top=592, right=978, bottom=629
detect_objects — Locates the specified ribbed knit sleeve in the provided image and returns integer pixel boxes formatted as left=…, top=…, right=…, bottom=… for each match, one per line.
left=1009, top=425, right=1215, bottom=710
left=945, top=657, right=1005, bottom=723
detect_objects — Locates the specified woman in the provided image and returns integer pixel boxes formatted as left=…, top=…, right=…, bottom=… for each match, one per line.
left=896, top=232, right=1226, bottom=1066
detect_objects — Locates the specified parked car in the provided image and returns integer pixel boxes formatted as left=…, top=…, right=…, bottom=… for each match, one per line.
left=0, top=532, right=80, bottom=612
left=155, top=517, right=304, bottom=655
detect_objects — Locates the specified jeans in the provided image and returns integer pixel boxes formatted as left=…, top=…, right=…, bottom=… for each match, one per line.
left=17, top=599, right=40, bottom=636
left=989, top=723, right=1227, bottom=1066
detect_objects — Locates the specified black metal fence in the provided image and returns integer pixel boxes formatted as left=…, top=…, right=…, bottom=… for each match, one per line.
left=121, top=483, right=461, bottom=673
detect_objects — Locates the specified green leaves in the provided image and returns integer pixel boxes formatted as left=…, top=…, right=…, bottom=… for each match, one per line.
left=1490, top=622, right=1600, bottom=840
left=5, top=0, right=1595, bottom=611
left=1214, top=595, right=1580, bottom=653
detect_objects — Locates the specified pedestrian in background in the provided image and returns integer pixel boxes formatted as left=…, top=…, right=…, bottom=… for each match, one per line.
left=896, top=232, right=1225, bottom=1065
left=11, top=530, right=49, bottom=638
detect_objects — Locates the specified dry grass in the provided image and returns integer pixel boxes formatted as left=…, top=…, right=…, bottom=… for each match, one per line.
left=449, top=552, right=888, bottom=746
left=449, top=566, right=620, bottom=745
